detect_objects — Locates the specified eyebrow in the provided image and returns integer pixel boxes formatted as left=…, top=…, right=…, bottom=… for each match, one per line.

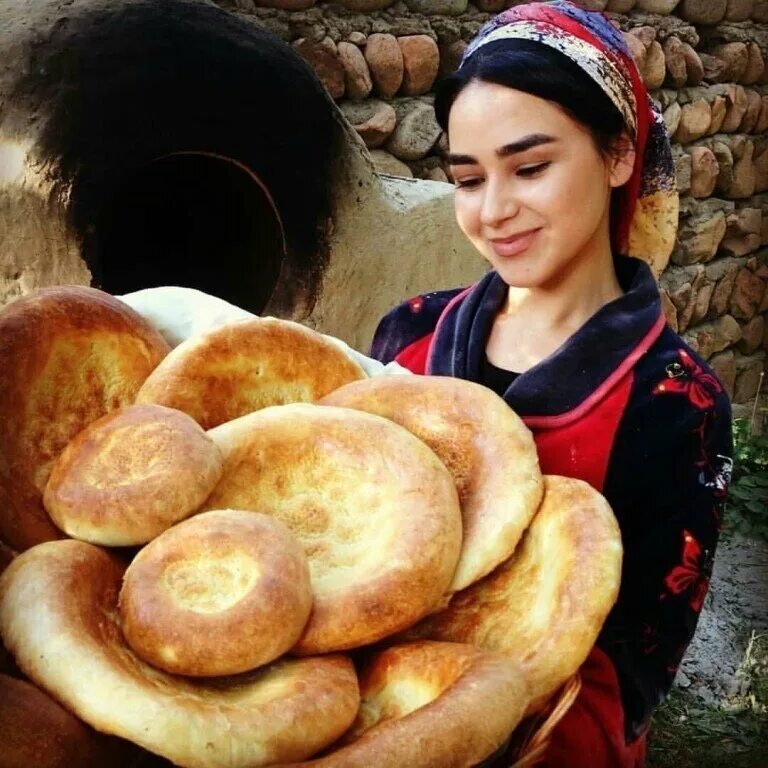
left=444, top=133, right=557, bottom=166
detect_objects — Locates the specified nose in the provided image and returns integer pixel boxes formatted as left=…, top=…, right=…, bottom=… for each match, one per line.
left=479, top=174, right=520, bottom=229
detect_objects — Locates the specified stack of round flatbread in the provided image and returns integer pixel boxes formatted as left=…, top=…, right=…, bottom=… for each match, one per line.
left=0, top=286, right=623, bottom=768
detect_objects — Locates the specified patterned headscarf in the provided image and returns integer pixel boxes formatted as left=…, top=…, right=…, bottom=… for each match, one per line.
left=459, top=0, right=678, bottom=275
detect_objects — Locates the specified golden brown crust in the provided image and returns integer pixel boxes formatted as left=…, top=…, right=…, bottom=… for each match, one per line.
left=407, top=476, right=623, bottom=708
left=320, top=376, right=543, bottom=592
left=274, top=641, right=529, bottom=768
left=0, top=673, right=136, bottom=768
left=0, top=286, right=170, bottom=552
left=43, top=404, right=223, bottom=546
left=205, top=404, right=463, bottom=655
left=119, top=510, right=313, bottom=677
left=135, top=317, right=366, bottom=429
left=0, top=540, right=360, bottom=768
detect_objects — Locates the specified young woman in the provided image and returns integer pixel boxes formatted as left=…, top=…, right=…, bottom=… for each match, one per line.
left=370, top=2, right=733, bottom=766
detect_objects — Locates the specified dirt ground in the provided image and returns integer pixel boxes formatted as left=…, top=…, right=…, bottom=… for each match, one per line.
left=647, top=532, right=768, bottom=768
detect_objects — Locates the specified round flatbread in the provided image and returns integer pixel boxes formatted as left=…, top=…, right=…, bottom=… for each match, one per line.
left=273, top=641, right=529, bottom=768
left=120, top=510, right=313, bottom=677
left=135, top=317, right=366, bottom=429
left=44, top=404, right=223, bottom=546
left=0, top=540, right=359, bottom=768
left=0, top=286, right=170, bottom=551
left=408, top=475, right=622, bottom=710
left=205, top=403, right=463, bottom=655
left=320, top=375, right=543, bottom=592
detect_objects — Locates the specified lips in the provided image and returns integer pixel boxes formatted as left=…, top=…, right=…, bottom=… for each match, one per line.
left=489, top=228, right=541, bottom=258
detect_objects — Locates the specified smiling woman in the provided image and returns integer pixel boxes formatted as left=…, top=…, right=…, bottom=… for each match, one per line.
left=369, top=2, right=733, bottom=767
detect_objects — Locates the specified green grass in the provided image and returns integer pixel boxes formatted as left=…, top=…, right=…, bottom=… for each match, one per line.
left=647, top=633, right=768, bottom=768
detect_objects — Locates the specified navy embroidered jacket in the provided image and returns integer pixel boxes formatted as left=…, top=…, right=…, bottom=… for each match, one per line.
left=370, top=256, right=733, bottom=742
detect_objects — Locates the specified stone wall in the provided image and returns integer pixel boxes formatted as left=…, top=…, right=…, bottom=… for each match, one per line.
left=220, top=0, right=768, bottom=404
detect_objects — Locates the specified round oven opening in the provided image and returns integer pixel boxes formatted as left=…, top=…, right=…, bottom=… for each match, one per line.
left=88, top=151, right=286, bottom=315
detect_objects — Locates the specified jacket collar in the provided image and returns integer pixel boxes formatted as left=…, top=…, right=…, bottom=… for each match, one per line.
left=427, top=256, right=665, bottom=425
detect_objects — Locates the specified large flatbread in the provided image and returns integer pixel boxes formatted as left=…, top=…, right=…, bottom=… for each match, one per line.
left=135, top=317, right=366, bottom=429
left=0, top=287, right=170, bottom=551
left=205, top=403, right=463, bottom=655
left=321, top=376, right=543, bottom=591
left=408, top=475, right=622, bottom=710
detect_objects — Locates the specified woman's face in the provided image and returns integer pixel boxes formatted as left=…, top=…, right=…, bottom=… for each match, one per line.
left=447, top=80, right=634, bottom=289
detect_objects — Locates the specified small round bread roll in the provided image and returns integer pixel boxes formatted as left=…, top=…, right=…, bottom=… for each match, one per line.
left=135, top=317, right=366, bottom=429
left=408, top=476, right=623, bottom=710
left=274, top=641, right=529, bottom=768
left=0, top=674, right=136, bottom=768
left=320, top=376, right=543, bottom=592
left=120, top=509, right=313, bottom=677
left=44, top=405, right=223, bottom=546
left=0, top=540, right=360, bottom=768
left=205, top=403, right=463, bottom=655
left=0, top=286, right=170, bottom=551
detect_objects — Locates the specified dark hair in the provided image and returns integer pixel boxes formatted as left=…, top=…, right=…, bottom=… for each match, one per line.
left=435, top=39, right=626, bottom=159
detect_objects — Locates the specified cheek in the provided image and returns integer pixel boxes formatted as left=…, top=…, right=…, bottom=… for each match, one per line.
left=454, top=194, right=480, bottom=239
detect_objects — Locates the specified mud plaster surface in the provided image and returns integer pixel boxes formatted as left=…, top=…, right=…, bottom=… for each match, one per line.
left=677, top=533, right=768, bottom=705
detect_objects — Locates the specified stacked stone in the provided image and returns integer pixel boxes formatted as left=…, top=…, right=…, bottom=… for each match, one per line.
left=222, top=0, right=768, bottom=404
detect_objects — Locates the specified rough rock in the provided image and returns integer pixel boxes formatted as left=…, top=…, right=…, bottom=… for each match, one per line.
left=741, top=89, right=762, bottom=133
left=728, top=141, right=756, bottom=199
left=623, top=31, right=647, bottom=70
left=254, top=0, right=316, bottom=9
left=403, top=0, right=468, bottom=14
left=661, top=290, right=679, bottom=332
left=398, top=35, right=439, bottom=97
left=701, top=52, right=729, bottom=84
left=755, top=96, right=768, bottom=134
left=713, top=141, right=735, bottom=193
left=675, top=150, right=692, bottom=193
left=691, top=281, right=716, bottom=325
left=673, top=209, right=727, bottom=265
left=339, top=0, right=395, bottom=9
left=365, top=34, right=404, bottom=99
left=733, top=351, right=766, bottom=402
left=438, top=39, right=467, bottom=78
left=708, top=95, right=728, bottom=134
left=756, top=146, right=768, bottom=194
left=641, top=41, right=666, bottom=90
left=663, top=36, right=688, bottom=88
left=709, top=259, right=741, bottom=316
left=607, top=0, right=637, bottom=10
left=753, top=0, right=768, bottom=21
left=679, top=0, right=727, bottom=24
left=721, top=84, right=748, bottom=132
left=710, top=42, right=749, bottom=82
left=684, top=314, right=742, bottom=359
left=675, top=99, right=712, bottom=143
left=368, top=149, right=413, bottom=177
left=709, top=349, right=736, bottom=396
left=726, top=0, right=755, bottom=19
left=738, top=314, right=766, bottom=353
left=730, top=266, right=766, bottom=319
left=471, top=0, right=507, bottom=10
left=340, top=99, right=397, bottom=147
left=338, top=42, right=373, bottom=100
left=636, top=0, right=679, bottom=13
left=293, top=38, right=345, bottom=100
left=742, top=43, right=766, bottom=86
left=690, top=146, right=720, bottom=198
left=385, top=100, right=442, bottom=161
left=682, top=42, right=705, bottom=85
left=630, top=26, right=656, bottom=48
left=664, top=102, right=683, bottom=137
left=727, top=207, right=762, bottom=236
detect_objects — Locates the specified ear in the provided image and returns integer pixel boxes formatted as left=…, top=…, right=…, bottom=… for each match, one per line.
left=608, top=132, right=636, bottom=189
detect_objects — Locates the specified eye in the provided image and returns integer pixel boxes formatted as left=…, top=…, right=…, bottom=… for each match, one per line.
left=454, top=177, right=483, bottom=190
left=516, top=162, right=550, bottom=178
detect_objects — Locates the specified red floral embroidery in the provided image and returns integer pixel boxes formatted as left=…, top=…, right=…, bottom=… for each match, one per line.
left=652, top=349, right=722, bottom=410
left=408, top=296, right=424, bottom=313
left=662, top=530, right=709, bottom=613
